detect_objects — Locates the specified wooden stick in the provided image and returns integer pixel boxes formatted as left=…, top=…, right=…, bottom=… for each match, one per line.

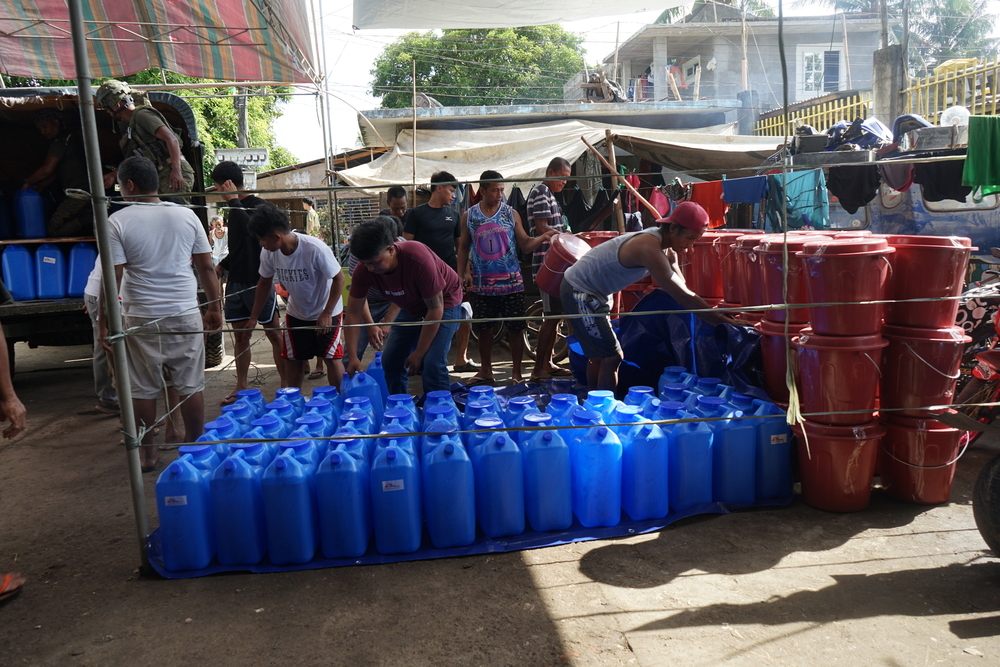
left=582, top=136, right=662, bottom=219
left=604, top=129, right=627, bottom=233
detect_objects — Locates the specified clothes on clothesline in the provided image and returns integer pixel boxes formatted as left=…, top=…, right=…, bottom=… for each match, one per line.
left=913, top=150, right=971, bottom=203
left=962, top=115, right=1000, bottom=199
left=722, top=176, right=768, bottom=204
left=688, top=180, right=727, bottom=229
left=766, top=169, right=830, bottom=230
left=826, top=165, right=881, bottom=215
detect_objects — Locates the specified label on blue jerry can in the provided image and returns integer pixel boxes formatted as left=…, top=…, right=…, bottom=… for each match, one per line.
left=382, top=480, right=405, bottom=492
left=770, top=434, right=788, bottom=445
left=164, top=495, right=188, bottom=506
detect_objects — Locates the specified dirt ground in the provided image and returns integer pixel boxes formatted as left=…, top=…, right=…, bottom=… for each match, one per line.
left=1, top=333, right=1000, bottom=667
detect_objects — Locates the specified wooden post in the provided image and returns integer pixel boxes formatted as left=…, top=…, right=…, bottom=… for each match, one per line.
left=667, top=69, right=682, bottom=101
left=693, top=65, right=701, bottom=101
left=605, top=129, right=626, bottom=234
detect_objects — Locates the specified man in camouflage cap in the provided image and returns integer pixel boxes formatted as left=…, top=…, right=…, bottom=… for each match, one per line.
left=95, top=79, right=194, bottom=202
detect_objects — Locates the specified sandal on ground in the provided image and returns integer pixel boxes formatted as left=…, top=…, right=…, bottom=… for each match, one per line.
left=141, top=459, right=161, bottom=474
left=528, top=375, right=551, bottom=384
left=453, top=360, right=480, bottom=373
left=0, top=572, right=24, bottom=603
left=307, top=370, right=325, bottom=380
left=464, top=375, right=495, bottom=387
left=220, top=393, right=240, bottom=406
left=547, top=367, right=574, bottom=377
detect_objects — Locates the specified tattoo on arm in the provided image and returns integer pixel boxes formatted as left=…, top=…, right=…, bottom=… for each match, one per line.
left=423, top=292, right=444, bottom=311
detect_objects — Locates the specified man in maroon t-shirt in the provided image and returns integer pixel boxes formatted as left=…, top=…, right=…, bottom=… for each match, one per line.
left=345, top=217, right=463, bottom=394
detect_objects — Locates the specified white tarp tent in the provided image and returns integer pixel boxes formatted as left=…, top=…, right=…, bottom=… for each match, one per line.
left=336, top=119, right=784, bottom=192
left=352, top=1, right=686, bottom=29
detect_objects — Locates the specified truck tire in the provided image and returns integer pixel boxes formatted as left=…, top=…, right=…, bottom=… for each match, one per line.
left=973, top=452, right=1000, bottom=556
left=205, top=332, right=224, bottom=368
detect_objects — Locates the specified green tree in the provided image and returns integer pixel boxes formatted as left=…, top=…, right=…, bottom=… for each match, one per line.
left=370, top=26, right=586, bottom=108
left=907, top=0, right=999, bottom=75
left=6, top=69, right=296, bottom=184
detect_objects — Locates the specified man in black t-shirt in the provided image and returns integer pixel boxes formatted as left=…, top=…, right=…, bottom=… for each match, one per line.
left=23, top=109, right=93, bottom=237
left=212, top=161, right=285, bottom=400
left=402, top=171, right=477, bottom=372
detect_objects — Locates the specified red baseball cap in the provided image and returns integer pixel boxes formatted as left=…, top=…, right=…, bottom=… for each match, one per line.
left=656, top=201, right=710, bottom=232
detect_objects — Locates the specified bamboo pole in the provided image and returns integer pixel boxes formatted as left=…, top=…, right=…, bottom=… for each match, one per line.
left=604, top=130, right=627, bottom=233
left=583, top=136, right=661, bottom=220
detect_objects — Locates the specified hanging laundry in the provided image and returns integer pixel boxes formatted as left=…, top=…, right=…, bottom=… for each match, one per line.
left=562, top=187, right=590, bottom=230
left=878, top=159, right=914, bottom=192
left=663, top=177, right=689, bottom=202
left=506, top=186, right=528, bottom=227
left=766, top=169, right=830, bottom=230
left=624, top=212, right=644, bottom=233
left=624, top=173, right=641, bottom=213
left=826, top=165, right=881, bottom=215
left=913, top=150, right=972, bottom=203
left=721, top=176, right=768, bottom=204
left=468, top=184, right=481, bottom=207
left=962, top=115, right=1000, bottom=199
left=688, top=181, right=728, bottom=229
left=649, top=188, right=671, bottom=217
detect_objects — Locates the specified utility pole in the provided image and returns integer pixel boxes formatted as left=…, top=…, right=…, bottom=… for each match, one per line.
left=235, top=87, right=249, bottom=148
left=880, top=0, right=889, bottom=50
left=741, top=9, right=748, bottom=91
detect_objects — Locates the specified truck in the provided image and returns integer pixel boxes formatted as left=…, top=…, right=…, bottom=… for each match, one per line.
left=0, top=86, right=211, bottom=374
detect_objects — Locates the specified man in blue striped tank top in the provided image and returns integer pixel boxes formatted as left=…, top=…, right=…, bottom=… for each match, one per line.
left=562, top=202, right=739, bottom=392
left=457, top=170, right=556, bottom=385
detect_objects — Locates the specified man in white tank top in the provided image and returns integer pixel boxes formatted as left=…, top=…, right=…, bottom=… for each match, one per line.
left=562, top=202, right=738, bottom=392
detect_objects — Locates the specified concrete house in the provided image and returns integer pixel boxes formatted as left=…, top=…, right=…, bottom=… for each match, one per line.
left=576, top=8, right=895, bottom=112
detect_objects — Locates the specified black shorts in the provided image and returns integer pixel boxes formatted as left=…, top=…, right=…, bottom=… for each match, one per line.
left=282, top=313, right=344, bottom=361
left=226, top=280, right=277, bottom=323
left=471, top=292, right=526, bottom=333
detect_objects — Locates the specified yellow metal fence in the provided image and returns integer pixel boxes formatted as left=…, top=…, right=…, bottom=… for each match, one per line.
left=904, top=56, right=1000, bottom=123
left=754, top=92, right=872, bottom=136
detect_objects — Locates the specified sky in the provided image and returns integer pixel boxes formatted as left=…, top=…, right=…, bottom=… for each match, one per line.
left=269, top=1, right=980, bottom=164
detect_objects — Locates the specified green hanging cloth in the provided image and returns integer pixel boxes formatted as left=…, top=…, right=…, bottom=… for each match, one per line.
left=962, top=115, right=1000, bottom=200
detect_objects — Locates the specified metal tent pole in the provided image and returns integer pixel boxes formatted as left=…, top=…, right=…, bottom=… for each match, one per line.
left=67, top=0, right=150, bottom=572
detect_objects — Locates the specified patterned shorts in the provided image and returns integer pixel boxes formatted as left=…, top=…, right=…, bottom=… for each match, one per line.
left=470, top=292, right=526, bottom=333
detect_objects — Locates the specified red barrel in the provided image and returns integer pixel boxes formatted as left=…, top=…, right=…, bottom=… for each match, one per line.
left=832, top=230, right=874, bottom=238
left=712, top=229, right=763, bottom=304
left=577, top=231, right=619, bottom=248
left=884, top=235, right=974, bottom=328
left=792, top=419, right=884, bottom=512
left=683, top=231, right=724, bottom=298
left=879, top=414, right=963, bottom=504
left=535, top=233, right=592, bottom=296
left=797, top=237, right=895, bottom=336
left=734, top=235, right=766, bottom=317
left=755, top=319, right=809, bottom=403
left=793, top=328, right=887, bottom=425
left=757, top=234, right=832, bottom=323
left=880, top=325, right=970, bottom=416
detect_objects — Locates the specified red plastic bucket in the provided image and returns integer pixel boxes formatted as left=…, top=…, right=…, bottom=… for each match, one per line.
left=756, top=319, right=809, bottom=403
left=577, top=231, right=619, bottom=248
left=536, top=233, right=592, bottom=296
left=792, top=419, right=884, bottom=512
left=879, top=414, right=963, bottom=504
left=793, top=328, right=888, bottom=425
left=712, top=230, right=762, bottom=304
left=884, top=235, right=974, bottom=328
left=682, top=231, right=724, bottom=298
left=880, top=325, right=970, bottom=417
left=734, top=235, right=766, bottom=317
left=757, top=233, right=832, bottom=323
left=797, top=237, right=895, bottom=336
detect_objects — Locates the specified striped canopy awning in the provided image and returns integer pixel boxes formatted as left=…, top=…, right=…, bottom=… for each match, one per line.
left=0, top=0, right=316, bottom=84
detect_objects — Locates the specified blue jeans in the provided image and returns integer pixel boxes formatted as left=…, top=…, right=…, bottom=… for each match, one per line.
left=381, top=305, right=461, bottom=395
left=356, top=300, right=392, bottom=362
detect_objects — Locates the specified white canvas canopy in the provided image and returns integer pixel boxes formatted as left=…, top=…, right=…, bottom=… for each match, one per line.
left=352, top=1, right=686, bottom=29
left=336, top=119, right=784, bottom=192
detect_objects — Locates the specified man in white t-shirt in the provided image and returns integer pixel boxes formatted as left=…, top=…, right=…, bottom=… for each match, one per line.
left=100, top=156, right=222, bottom=472
left=246, top=203, right=345, bottom=389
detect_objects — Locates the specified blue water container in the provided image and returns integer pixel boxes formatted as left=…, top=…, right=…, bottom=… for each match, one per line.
left=67, top=242, right=97, bottom=297
left=468, top=416, right=505, bottom=465
left=0, top=193, right=11, bottom=239
left=568, top=408, right=604, bottom=453
left=294, top=415, right=329, bottom=454
left=423, top=441, right=476, bottom=548
left=261, top=452, right=318, bottom=564
left=382, top=406, right=419, bottom=435
left=234, top=389, right=265, bottom=418
left=211, top=451, right=267, bottom=565
left=265, top=400, right=296, bottom=432
left=754, top=402, right=793, bottom=499
left=252, top=414, right=288, bottom=440
left=375, top=426, right=417, bottom=459
left=344, top=396, right=378, bottom=433
left=660, top=382, right=687, bottom=404
left=312, top=385, right=343, bottom=414
left=468, top=384, right=502, bottom=413
left=386, top=393, right=420, bottom=424
left=504, top=395, right=538, bottom=427
left=639, top=395, right=661, bottom=419
left=546, top=393, right=579, bottom=427
left=463, top=399, right=501, bottom=431
left=572, top=426, right=623, bottom=527
left=424, top=389, right=458, bottom=414
left=203, top=415, right=241, bottom=457
left=584, top=390, right=619, bottom=423
left=622, top=422, right=670, bottom=521
left=177, top=444, right=223, bottom=478
left=2, top=244, right=37, bottom=301
left=421, top=404, right=461, bottom=432
left=275, top=387, right=306, bottom=419
left=694, top=396, right=756, bottom=505
left=339, top=408, right=374, bottom=436
left=346, top=372, right=384, bottom=426
left=370, top=446, right=422, bottom=554
left=473, top=432, right=525, bottom=538
left=656, top=400, right=686, bottom=422
left=658, top=366, right=696, bottom=397
left=230, top=435, right=275, bottom=468
left=14, top=188, right=46, bottom=239
left=156, top=455, right=215, bottom=571
left=282, top=438, right=322, bottom=472
left=728, top=393, right=756, bottom=414
left=305, top=397, right=337, bottom=436
left=670, top=415, right=714, bottom=511
left=331, top=429, right=371, bottom=468
left=316, top=450, right=372, bottom=558
left=340, top=372, right=355, bottom=397
left=521, top=414, right=572, bottom=532
left=365, top=353, right=390, bottom=406
left=624, top=386, right=655, bottom=407
left=609, top=404, right=644, bottom=438
left=221, top=401, right=254, bottom=434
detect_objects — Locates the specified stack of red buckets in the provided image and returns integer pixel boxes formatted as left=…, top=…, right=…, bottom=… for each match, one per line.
left=877, top=235, right=974, bottom=505
left=683, top=229, right=763, bottom=317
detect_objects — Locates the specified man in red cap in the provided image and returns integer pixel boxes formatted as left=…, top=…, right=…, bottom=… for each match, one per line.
left=561, top=202, right=739, bottom=391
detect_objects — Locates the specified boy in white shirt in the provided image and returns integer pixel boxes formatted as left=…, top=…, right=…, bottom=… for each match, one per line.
left=246, top=204, right=345, bottom=388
